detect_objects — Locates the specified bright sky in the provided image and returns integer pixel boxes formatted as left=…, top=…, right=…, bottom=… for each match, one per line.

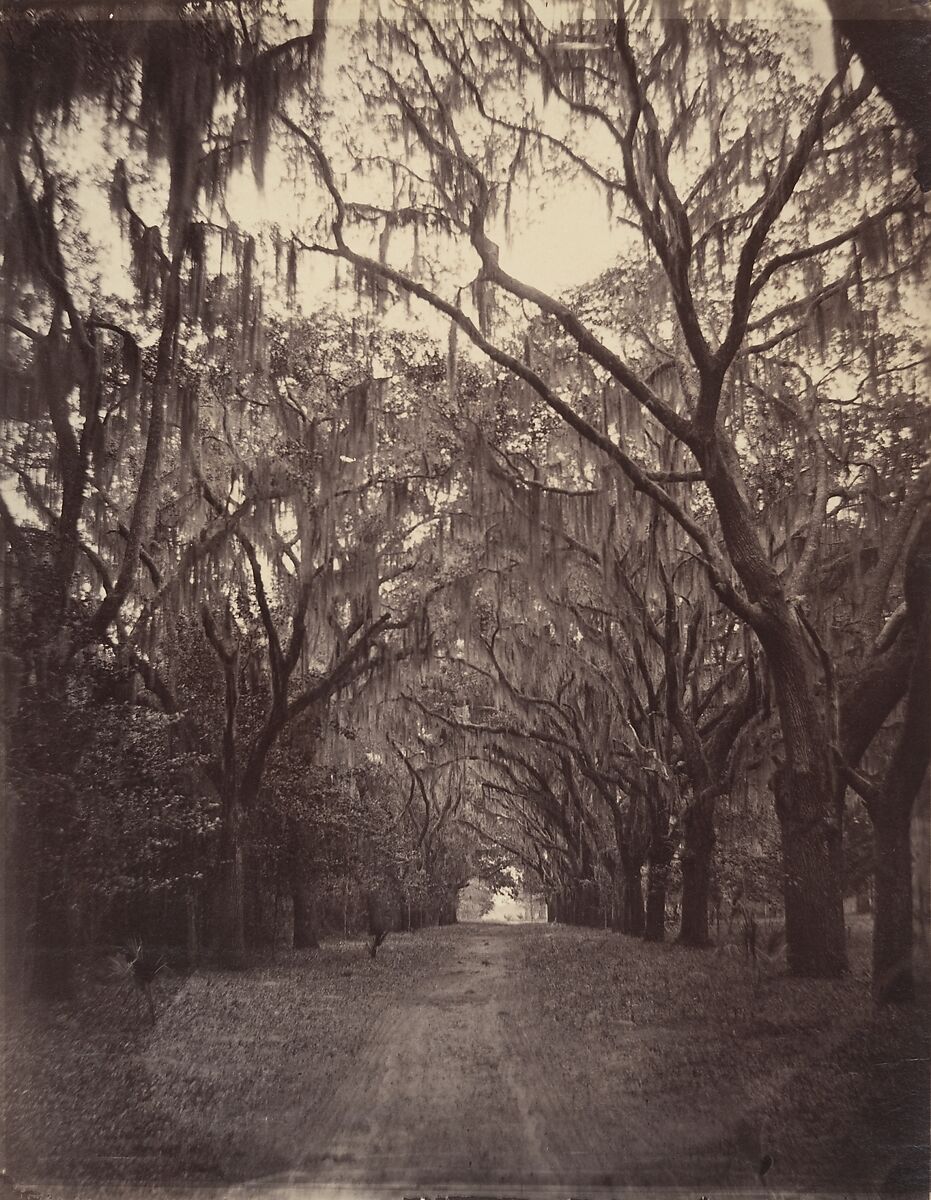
left=481, top=889, right=534, bottom=921
left=39, top=0, right=843, bottom=322
left=207, top=0, right=842, bottom=301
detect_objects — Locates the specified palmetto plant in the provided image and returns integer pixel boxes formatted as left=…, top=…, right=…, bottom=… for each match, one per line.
left=110, top=938, right=166, bottom=1025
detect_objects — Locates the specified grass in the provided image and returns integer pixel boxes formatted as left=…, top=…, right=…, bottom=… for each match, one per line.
left=2, top=935, right=423, bottom=1187
left=514, top=918, right=930, bottom=1193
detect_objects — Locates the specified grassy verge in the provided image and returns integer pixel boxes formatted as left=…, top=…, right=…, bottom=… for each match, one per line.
left=514, top=919, right=929, bottom=1194
left=3, top=934, right=427, bottom=1187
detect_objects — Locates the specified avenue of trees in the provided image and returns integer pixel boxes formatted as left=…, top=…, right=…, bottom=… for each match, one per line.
left=1, top=0, right=928, bottom=1005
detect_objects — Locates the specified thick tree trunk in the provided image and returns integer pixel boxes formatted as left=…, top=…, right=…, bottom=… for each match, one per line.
left=869, top=584, right=930, bottom=1003
left=679, top=801, right=715, bottom=947
left=616, top=859, right=645, bottom=936
left=185, top=888, right=199, bottom=964
left=701, top=434, right=848, bottom=977
left=767, top=625, right=848, bottom=977
left=872, top=807, right=914, bottom=1004
left=571, top=878, right=600, bottom=927
left=610, top=873, right=625, bottom=932
left=627, top=875, right=645, bottom=936
left=566, top=883, right=580, bottom=924
left=774, top=764, right=847, bottom=976
left=292, top=877, right=320, bottom=949
left=28, top=773, right=74, bottom=1000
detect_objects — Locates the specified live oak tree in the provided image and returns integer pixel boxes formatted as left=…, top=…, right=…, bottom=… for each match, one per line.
left=1, top=1, right=331, bottom=645
left=1, top=0, right=330, bottom=990
left=252, top=737, right=470, bottom=949
left=824, top=0, right=931, bottom=189
left=1, top=1, right=471, bottom=975
left=2, top=307, right=474, bottom=973
left=836, top=509, right=931, bottom=1002
left=412, top=509, right=761, bottom=946
left=471, top=392, right=764, bottom=946
left=107, top=314, right=468, bottom=963
left=0, top=2, right=470, bottom=974
left=395, top=651, right=601, bottom=925
left=281, top=0, right=928, bottom=978
left=404, top=563, right=662, bottom=935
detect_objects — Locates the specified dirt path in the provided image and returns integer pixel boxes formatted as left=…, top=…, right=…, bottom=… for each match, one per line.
left=249, top=922, right=727, bottom=1196
left=284, top=924, right=557, bottom=1191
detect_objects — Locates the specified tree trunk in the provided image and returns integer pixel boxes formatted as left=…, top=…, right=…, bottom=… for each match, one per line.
left=616, top=859, right=645, bottom=936
left=610, top=870, right=626, bottom=932
left=568, top=878, right=599, bottom=927
left=185, top=888, right=199, bottom=964
left=767, top=623, right=848, bottom=977
left=869, top=589, right=930, bottom=1004
left=28, top=779, right=73, bottom=1000
left=701, top=435, right=847, bottom=977
left=679, top=800, right=715, bottom=947
left=644, top=854, right=670, bottom=942
left=584, top=879, right=603, bottom=926
left=214, top=803, right=246, bottom=967
left=628, top=873, right=645, bottom=936
left=774, top=763, right=847, bottom=977
left=292, top=877, right=320, bottom=949
left=872, top=806, right=914, bottom=1004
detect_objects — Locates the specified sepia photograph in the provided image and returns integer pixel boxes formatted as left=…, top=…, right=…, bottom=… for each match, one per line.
left=0, top=1, right=929, bottom=1197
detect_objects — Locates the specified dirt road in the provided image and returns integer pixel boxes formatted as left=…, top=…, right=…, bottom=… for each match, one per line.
left=264, top=923, right=735, bottom=1195
left=291, top=924, right=559, bottom=1190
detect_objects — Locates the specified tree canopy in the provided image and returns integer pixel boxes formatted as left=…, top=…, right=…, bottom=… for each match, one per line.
left=1, top=0, right=928, bottom=1002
